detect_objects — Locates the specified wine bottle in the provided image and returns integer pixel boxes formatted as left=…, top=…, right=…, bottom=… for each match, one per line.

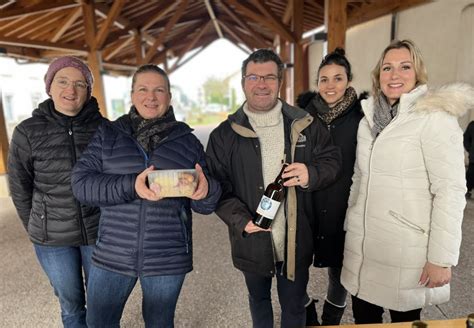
left=467, top=313, right=474, bottom=328
left=253, top=163, right=288, bottom=229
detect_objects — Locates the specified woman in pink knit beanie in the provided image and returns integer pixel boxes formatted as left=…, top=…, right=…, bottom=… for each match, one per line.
left=8, top=56, right=104, bottom=327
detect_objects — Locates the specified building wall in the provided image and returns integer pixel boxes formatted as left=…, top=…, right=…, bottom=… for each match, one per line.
left=307, top=0, right=474, bottom=122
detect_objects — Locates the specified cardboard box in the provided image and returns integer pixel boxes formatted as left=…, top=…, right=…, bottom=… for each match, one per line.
left=148, top=169, right=197, bottom=198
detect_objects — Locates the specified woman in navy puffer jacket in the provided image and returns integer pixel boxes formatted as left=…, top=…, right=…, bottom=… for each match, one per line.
left=71, top=64, right=221, bottom=328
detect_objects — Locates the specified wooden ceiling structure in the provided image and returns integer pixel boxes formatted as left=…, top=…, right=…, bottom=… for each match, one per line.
left=0, top=0, right=429, bottom=173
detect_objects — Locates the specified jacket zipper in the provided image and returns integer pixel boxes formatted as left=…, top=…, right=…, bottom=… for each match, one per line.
left=68, top=122, right=88, bottom=245
left=356, top=110, right=402, bottom=295
left=135, top=140, right=149, bottom=275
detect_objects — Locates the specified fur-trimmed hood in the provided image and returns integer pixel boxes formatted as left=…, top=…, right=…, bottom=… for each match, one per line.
left=415, top=82, right=474, bottom=117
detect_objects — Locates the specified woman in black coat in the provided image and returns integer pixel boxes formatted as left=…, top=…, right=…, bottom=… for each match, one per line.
left=7, top=56, right=103, bottom=327
left=297, top=48, right=365, bottom=326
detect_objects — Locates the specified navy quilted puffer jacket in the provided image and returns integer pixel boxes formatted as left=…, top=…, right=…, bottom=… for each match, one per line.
left=71, top=114, right=221, bottom=277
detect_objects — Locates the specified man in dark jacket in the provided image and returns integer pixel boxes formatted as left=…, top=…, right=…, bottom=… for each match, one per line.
left=464, top=121, right=474, bottom=197
left=7, top=56, right=103, bottom=327
left=206, top=49, right=341, bottom=328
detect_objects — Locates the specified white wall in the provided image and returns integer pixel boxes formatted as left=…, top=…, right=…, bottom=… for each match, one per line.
left=307, top=0, right=474, bottom=103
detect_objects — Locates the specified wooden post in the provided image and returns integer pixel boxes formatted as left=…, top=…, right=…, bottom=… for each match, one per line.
left=292, top=0, right=304, bottom=103
left=279, top=39, right=288, bottom=103
left=0, top=88, right=8, bottom=174
left=134, top=29, right=143, bottom=66
left=325, top=0, right=347, bottom=52
left=82, top=0, right=108, bottom=118
left=87, top=52, right=107, bottom=117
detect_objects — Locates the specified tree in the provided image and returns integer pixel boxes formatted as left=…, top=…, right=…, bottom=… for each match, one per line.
left=202, top=76, right=229, bottom=105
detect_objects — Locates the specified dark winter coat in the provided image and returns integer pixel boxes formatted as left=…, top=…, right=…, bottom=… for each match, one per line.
left=297, top=91, right=364, bottom=268
left=206, top=100, right=341, bottom=281
left=7, top=97, right=103, bottom=246
left=464, top=121, right=474, bottom=163
left=71, top=113, right=221, bottom=277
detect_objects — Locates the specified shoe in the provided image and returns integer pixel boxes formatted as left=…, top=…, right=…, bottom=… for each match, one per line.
left=321, top=300, right=346, bottom=326
left=305, top=298, right=320, bottom=326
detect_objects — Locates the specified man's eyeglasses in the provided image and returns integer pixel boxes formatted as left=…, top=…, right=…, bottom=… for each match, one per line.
left=243, top=74, right=279, bottom=84
left=54, top=78, right=88, bottom=90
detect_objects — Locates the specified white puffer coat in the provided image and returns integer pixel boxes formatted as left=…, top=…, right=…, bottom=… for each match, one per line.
left=341, top=83, right=474, bottom=311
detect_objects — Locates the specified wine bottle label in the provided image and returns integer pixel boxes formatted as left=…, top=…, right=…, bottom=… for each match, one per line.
left=256, top=195, right=281, bottom=219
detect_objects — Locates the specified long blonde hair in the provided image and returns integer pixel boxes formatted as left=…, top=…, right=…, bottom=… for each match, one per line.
left=371, top=39, right=428, bottom=97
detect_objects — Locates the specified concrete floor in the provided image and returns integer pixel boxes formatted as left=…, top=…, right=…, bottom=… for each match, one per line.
left=0, top=196, right=472, bottom=328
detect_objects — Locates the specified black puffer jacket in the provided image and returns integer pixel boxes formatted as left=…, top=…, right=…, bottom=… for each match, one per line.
left=464, top=121, right=474, bottom=163
left=7, top=97, right=103, bottom=246
left=297, top=91, right=365, bottom=267
left=206, top=100, right=341, bottom=280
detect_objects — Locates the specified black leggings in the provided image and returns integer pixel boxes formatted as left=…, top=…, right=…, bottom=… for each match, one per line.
left=467, top=163, right=474, bottom=191
left=351, top=295, right=422, bottom=324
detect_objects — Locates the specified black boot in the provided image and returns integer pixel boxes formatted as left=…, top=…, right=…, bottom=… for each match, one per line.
left=321, top=300, right=345, bottom=326
left=305, top=298, right=320, bottom=326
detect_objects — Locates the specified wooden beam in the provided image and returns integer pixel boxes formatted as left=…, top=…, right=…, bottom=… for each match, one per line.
left=348, top=0, right=430, bottom=27
left=134, top=29, right=143, bottom=66
left=325, top=0, right=347, bottom=52
left=0, top=87, right=8, bottom=174
left=0, top=36, right=87, bottom=54
left=82, top=0, right=107, bottom=118
left=204, top=0, right=223, bottom=38
left=95, top=0, right=126, bottom=50
left=219, top=20, right=256, bottom=51
left=143, top=0, right=188, bottom=64
left=4, top=10, right=55, bottom=37
left=103, top=35, right=133, bottom=61
left=282, top=0, right=293, bottom=24
left=17, top=12, right=62, bottom=39
left=292, top=0, right=304, bottom=100
left=168, top=44, right=209, bottom=75
left=142, top=2, right=179, bottom=31
left=218, top=0, right=270, bottom=47
left=170, top=21, right=211, bottom=71
left=251, top=0, right=297, bottom=42
left=51, top=7, right=82, bottom=42
left=0, top=0, right=78, bottom=21
left=95, top=3, right=130, bottom=29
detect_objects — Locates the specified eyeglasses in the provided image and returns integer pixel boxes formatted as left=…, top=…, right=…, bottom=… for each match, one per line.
left=243, top=74, right=279, bottom=84
left=54, top=78, right=88, bottom=90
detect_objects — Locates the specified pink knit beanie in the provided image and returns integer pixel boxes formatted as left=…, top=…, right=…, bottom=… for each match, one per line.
left=44, top=56, right=94, bottom=101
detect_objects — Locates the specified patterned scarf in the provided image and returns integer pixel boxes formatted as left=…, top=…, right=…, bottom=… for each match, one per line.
left=312, top=87, right=357, bottom=125
left=129, top=106, right=178, bottom=152
left=371, top=94, right=399, bottom=138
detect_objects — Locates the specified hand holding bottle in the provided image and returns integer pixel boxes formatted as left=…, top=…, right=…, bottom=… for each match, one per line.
left=282, top=163, right=309, bottom=188
left=244, top=220, right=271, bottom=234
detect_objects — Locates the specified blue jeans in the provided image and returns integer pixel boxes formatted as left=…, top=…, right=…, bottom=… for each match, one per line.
left=86, top=265, right=186, bottom=328
left=34, top=244, right=94, bottom=328
left=242, top=263, right=309, bottom=328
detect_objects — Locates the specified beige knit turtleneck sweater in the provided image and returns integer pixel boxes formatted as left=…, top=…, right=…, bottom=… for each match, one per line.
left=244, top=100, right=286, bottom=261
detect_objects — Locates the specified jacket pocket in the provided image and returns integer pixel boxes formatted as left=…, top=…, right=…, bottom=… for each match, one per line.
left=388, top=210, right=427, bottom=235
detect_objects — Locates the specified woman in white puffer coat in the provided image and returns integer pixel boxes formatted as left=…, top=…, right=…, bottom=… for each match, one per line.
left=341, top=39, right=474, bottom=324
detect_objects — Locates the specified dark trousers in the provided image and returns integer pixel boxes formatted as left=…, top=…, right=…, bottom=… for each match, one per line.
left=351, top=295, right=422, bottom=324
left=467, top=163, right=474, bottom=191
left=242, top=262, right=309, bottom=328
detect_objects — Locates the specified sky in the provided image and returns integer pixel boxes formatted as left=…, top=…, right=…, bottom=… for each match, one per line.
left=170, top=38, right=248, bottom=102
